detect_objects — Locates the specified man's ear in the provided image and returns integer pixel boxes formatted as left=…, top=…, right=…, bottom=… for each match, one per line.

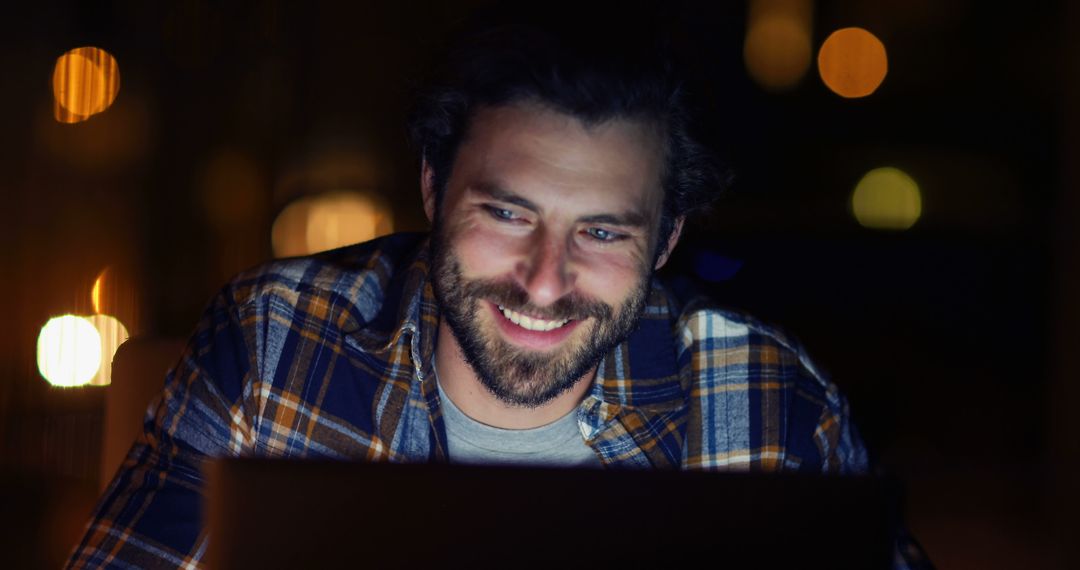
left=420, top=159, right=437, bottom=224
left=654, top=216, right=684, bottom=270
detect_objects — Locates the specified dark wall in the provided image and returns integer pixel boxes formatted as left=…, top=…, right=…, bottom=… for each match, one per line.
left=0, top=1, right=1072, bottom=567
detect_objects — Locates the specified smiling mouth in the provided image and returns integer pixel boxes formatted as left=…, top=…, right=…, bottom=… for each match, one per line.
left=496, top=304, right=572, bottom=332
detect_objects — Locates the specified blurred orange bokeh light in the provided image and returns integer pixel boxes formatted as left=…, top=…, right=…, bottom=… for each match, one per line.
left=743, top=0, right=813, bottom=92
left=817, top=28, right=888, bottom=98
left=52, top=47, right=120, bottom=123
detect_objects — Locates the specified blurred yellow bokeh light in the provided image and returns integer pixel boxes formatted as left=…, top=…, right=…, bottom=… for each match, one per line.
left=37, top=315, right=103, bottom=387
left=84, top=313, right=130, bottom=386
left=852, top=167, right=922, bottom=230
left=52, top=46, right=120, bottom=123
left=272, top=191, right=393, bottom=258
left=817, top=28, right=888, bottom=98
left=744, top=0, right=813, bottom=92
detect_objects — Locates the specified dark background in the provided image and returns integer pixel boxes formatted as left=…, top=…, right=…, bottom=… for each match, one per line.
left=1, top=1, right=1076, bottom=567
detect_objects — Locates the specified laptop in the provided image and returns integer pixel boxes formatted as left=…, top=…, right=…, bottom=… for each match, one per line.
left=205, top=458, right=898, bottom=569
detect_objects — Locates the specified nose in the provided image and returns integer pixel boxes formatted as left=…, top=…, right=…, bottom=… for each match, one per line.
left=515, top=230, right=575, bottom=307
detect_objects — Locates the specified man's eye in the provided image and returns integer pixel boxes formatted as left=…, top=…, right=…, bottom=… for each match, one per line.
left=485, top=206, right=519, bottom=221
left=585, top=227, right=620, bottom=241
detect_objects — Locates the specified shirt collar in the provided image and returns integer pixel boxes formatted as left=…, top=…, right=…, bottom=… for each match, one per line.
left=582, top=279, right=687, bottom=417
left=347, top=236, right=438, bottom=384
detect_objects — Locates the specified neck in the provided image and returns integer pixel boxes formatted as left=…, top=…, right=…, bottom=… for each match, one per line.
left=433, top=319, right=596, bottom=429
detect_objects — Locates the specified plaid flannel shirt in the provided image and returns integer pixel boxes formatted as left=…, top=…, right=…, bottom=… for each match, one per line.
left=68, top=232, right=927, bottom=569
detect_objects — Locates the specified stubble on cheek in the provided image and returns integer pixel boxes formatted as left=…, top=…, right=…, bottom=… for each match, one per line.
left=431, top=243, right=652, bottom=407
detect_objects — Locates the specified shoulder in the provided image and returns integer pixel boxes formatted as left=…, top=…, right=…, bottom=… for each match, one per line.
left=222, top=232, right=428, bottom=326
left=172, top=233, right=430, bottom=454
left=674, top=296, right=839, bottom=404
left=672, top=293, right=866, bottom=472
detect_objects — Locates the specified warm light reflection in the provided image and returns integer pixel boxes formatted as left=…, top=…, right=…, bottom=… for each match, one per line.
left=37, top=315, right=103, bottom=387
left=88, top=270, right=129, bottom=385
left=852, top=167, right=922, bottom=230
left=85, top=314, right=129, bottom=386
left=818, top=28, right=888, bottom=98
left=52, top=47, right=120, bottom=123
left=272, top=191, right=393, bottom=257
left=744, top=0, right=813, bottom=91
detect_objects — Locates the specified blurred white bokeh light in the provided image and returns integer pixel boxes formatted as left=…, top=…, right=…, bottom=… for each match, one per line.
left=272, top=191, right=392, bottom=257
left=37, top=315, right=103, bottom=387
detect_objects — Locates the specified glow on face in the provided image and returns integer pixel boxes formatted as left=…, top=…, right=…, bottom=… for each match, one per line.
left=430, top=103, right=666, bottom=406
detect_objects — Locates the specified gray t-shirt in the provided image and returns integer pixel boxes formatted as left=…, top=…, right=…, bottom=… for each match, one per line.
left=436, top=380, right=603, bottom=468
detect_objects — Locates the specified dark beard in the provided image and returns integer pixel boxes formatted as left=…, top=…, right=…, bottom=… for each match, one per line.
left=429, top=230, right=651, bottom=408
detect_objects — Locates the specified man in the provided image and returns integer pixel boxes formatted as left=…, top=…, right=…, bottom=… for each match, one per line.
left=69, top=7, right=927, bottom=569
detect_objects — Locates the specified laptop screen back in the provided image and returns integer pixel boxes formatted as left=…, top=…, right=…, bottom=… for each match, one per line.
left=206, top=458, right=896, bottom=569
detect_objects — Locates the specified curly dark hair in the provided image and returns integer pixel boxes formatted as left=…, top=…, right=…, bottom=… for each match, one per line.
left=408, top=5, right=730, bottom=257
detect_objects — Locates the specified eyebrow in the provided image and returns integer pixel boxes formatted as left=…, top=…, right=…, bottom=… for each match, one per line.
left=471, top=182, right=541, bottom=213
left=469, top=182, right=650, bottom=229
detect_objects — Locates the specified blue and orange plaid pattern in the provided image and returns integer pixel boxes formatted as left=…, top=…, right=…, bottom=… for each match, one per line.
left=67, top=232, right=928, bottom=569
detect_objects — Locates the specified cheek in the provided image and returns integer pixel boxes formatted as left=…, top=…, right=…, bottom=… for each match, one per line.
left=448, top=218, right=524, bottom=278
left=575, top=250, right=648, bottom=303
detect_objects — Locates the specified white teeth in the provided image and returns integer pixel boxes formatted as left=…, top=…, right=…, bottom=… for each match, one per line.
left=497, top=305, right=569, bottom=332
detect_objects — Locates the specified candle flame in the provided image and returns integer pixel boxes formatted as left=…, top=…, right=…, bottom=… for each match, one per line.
left=91, top=272, right=104, bottom=313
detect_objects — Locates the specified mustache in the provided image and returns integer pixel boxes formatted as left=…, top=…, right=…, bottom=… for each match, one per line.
left=462, top=278, right=613, bottom=322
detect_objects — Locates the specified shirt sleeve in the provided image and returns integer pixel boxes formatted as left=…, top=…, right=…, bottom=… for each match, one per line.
left=66, top=286, right=256, bottom=569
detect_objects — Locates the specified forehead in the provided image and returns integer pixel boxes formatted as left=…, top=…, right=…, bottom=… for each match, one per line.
left=449, top=102, right=667, bottom=217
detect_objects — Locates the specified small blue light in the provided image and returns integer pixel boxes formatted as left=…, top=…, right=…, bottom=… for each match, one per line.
left=693, top=250, right=744, bottom=282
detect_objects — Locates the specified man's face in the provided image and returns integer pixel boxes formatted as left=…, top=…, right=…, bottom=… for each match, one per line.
left=428, top=103, right=673, bottom=408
